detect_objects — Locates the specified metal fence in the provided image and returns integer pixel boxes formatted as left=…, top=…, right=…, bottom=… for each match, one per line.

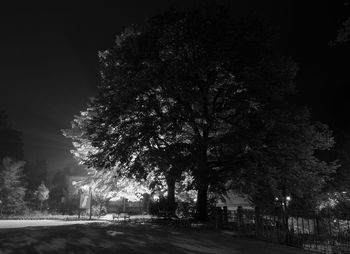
left=216, top=207, right=350, bottom=253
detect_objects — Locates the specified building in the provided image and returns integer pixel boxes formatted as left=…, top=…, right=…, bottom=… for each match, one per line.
left=216, top=191, right=254, bottom=211
left=65, top=176, right=88, bottom=198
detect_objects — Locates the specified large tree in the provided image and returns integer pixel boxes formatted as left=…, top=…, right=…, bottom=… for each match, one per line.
left=65, top=4, right=335, bottom=220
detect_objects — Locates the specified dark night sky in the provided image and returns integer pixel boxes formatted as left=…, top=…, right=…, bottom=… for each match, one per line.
left=0, top=1, right=348, bottom=177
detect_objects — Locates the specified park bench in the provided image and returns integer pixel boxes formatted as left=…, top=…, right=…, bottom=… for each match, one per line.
left=113, top=212, right=130, bottom=221
left=158, top=210, right=172, bottom=218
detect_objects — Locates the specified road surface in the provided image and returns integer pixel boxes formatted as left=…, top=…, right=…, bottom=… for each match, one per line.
left=0, top=219, right=102, bottom=229
left=0, top=221, right=305, bottom=254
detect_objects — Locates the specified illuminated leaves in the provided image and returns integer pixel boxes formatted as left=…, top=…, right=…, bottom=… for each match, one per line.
left=0, top=157, right=27, bottom=213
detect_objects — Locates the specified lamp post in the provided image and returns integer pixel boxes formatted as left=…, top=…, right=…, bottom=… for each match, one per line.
left=275, top=195, right=292, bottom=230
left=89, top=186, right=93, bottom=220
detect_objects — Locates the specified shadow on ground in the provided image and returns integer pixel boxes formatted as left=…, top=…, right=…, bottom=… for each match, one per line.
left=0, top=222, right=304, bottom=254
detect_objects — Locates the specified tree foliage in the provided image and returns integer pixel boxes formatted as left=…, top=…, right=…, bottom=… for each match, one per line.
left=0, top=110, right=23, bottom=161
left=35, top=182, right=49, bottom=211
left=238, top=107, right=337, bottom=210
left=0, top=157, right=27, bottom=214
left=325, top=131, right=350, bottom=193
left=48, top=170, right=67, bottom=212
left=23, top=160, right=48, bottom=191
left=65, top=4, right=336, bottom=219
left=74, top=167, right=150, bottom=202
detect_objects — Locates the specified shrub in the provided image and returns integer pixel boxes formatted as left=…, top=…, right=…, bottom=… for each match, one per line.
left=149, top=197, right=175, bottom=216
left=176, top=201, right=196, bottom=218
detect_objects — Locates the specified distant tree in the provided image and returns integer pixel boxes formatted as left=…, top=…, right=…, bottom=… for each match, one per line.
left=0, top=110, right=23, bottom=161
left=65, top=4, right=336, bottom=220
left=35, top=182, right=49, bottom=212
left=325, top=131, right=350, bottom=192
left=23, top=160, right=48, bottom=191
left=62, top=162, right=88, bottom=177
left=330, top=2, right=350, bottom=45
left=48, top=171, right=67, bottom=213
left=0, top=157, right=27, bottom=214
left=331, top=17, right=350, bottom=45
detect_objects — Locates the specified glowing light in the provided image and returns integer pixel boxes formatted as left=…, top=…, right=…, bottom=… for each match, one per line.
left=286, top=196, right=291, bottom=201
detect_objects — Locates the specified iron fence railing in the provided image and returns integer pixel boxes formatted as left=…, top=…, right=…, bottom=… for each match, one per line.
left=216, top=207, right=350, bottom=254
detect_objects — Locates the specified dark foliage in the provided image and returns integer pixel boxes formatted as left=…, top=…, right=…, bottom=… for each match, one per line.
left=23, top=160, right=48, bottom=191
left=64, top=3, right=336, bottom=220
left=0, top=110, right=23, bottom=161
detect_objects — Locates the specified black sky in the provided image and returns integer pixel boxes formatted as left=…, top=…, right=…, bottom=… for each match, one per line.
left=0, top=1, right=348, bottom=177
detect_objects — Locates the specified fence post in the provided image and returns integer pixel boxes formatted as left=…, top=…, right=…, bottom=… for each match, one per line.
left=307, top=217, right=311, bottom=249
left=328, top=209, right=332, bottom=238
left=215, top=207, right=223, bottom=229
left=223, top=206, right=228, bottom=227
left=313, top=213, right=318, bottom=250
left=347, top=220, right=350, bottom=244
left=302, top=217, right=305, bottom=247
left=237, top=206, right=243, bottom=232
left=337, top=217, right=341, bottom=243
left=284, top=206, right=289, bottom=245
left=255, top=206, right=261, bottom=238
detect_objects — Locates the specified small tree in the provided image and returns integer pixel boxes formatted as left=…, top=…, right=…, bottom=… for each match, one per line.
left=36, top=183, right=49, bottom=212
left=0, top=157, right=27, bottom=214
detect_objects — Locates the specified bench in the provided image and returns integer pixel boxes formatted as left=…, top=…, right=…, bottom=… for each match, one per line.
left=158, top=210, right=172, bottom=218
left=113, top=212, right=130, bottom=221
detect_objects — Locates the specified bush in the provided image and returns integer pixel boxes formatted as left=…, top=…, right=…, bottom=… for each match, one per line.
left=149, top=197, right=176, bottom=216
left=176, top=201, right=196, bottom=218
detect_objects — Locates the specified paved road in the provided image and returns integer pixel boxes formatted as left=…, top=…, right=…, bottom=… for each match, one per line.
left=0, top=221, right=305, bottom=254
left=0, top=220, right=102, bottom=229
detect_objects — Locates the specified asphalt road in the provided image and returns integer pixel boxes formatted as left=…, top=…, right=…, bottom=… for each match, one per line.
left=0, top=221, right=305, bottom=254
left=0, top=220, right=101, bottom=229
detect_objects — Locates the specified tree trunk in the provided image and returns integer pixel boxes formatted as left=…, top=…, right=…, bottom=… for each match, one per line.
left=166, top=176, right=176, bottom=216
left=194, top=145, right=210, bottom=221
left=195, top=181, right=208, bottom=221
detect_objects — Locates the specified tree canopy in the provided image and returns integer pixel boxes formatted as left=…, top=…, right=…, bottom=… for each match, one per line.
left=23, top=160, right=48, bottom=191
left=0, top=157, right=27, bottom=214
left=64, top=4, right=336, bottom=219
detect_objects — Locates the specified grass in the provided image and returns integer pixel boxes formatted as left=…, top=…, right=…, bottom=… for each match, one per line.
left=0, top=211, right=101, bottom=221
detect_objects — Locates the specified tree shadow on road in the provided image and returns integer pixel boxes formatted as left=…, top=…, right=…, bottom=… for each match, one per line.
left=0, top=223, right=303, bottom=254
